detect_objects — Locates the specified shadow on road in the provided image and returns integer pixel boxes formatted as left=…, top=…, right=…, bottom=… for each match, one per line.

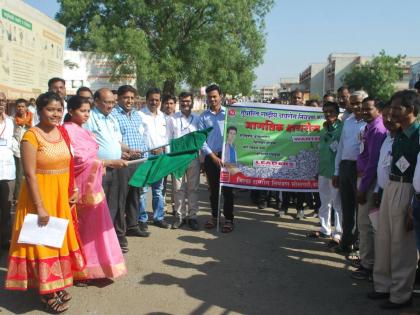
left=140, top=189, right=413, bottom=315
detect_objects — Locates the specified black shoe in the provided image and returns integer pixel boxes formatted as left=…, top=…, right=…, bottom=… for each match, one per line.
left=126, top=227, right=150, bottom=237
left=380, top=298, right=412, bottom=309
left=332, top=244, right=351, bottom=255
left=138, top=221, right=149, bottom=232
left=351, top=266, right=372, bottom=281
left=172, top=219, right=186, bottom=229
left=154, top=220, right=171, bottom=229
left=367, top=291, right=390, bottom=300
left=257, top=200, right=267, bottom=209
left=188, top=218, right=199, bottom=231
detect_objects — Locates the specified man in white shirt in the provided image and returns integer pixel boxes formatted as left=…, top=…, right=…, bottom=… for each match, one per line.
left=138, top=88, right=170, bottom=229
left=0, top=92, right=16, bottom=250
left=161, top=94, right=176, bottom=214
left=337, top=86, right=352, bottom=121
left=332, top=90, right=367, bottom=254
left=167, top=92, right=200, bottom=230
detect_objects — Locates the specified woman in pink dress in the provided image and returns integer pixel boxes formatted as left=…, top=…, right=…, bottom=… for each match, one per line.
left=63, top=95, right=127, bottom=280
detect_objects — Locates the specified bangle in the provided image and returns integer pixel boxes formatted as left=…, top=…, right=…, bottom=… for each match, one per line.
left=33, top=200, right=42, bottom=206
left=73, top=187, right=79, bottom=192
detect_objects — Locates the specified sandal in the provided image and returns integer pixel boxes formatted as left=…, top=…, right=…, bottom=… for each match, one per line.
left=222, top=220, right=234, bottom=233
left=57, top=290, right=72, bottom=303
left=41, top=293, right=69, bottom=314
left=204, top=218, right=218, bottom=229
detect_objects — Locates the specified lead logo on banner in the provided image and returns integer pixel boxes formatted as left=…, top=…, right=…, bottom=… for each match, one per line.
left=220, top=102, right=325, bottom=192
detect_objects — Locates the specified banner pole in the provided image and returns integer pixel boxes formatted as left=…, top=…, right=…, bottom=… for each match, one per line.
left=217, top=104, right=230, bottom=233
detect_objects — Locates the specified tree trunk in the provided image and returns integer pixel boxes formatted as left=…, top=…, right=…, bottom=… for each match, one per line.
left=163, top=79, right=176, bottom=96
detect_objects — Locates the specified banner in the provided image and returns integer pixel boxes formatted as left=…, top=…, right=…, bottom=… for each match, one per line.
left=220, top=102, right=325, bottom=192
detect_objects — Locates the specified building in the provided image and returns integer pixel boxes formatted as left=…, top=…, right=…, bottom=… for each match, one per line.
left=0, top=0, right=66, bottom=99
left=259, top=84, right=279, bottom=101
left=410, top=61, right=420, bottom=88
left=63, top=50, right=136, bottom=95
left=324, top=53, right=362, bottom=92
left=299, top=63, right=326, bottom=98
left=304, top=53, right=420, bottom=94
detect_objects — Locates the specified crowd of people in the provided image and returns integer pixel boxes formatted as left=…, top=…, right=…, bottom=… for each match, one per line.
left=255, top=86, right=420, bottom=310
left=0, top=76, right=420, bottom=312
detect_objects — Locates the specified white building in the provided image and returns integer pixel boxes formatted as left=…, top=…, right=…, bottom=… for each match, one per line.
left=299, top=63, right=326, bottom=98
left=63, top=50, right=136, bottom=95
left=259, top=84, right=279, bottom=101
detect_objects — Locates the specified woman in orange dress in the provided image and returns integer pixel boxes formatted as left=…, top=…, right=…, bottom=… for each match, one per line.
left=5, top=92, right=87, bottom=313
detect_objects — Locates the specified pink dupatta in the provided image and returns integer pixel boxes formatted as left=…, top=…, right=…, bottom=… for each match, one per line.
left=63, top=122, right=105, bottom=208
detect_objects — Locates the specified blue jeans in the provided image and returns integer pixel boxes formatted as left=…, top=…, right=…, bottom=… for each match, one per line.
left=138, top=178, right=165, bottom=223
left=412, top=196, right=420, bottom=252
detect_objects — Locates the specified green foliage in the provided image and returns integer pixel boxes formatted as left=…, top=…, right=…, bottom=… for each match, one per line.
left=57, top=0, right=274, bottom=95
left=343, top=50, right=403, bottom=101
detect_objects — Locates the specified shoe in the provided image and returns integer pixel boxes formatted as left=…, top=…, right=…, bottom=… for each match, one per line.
left=351, top=266, right=372, bottom=281
left=257, top=200, right=267, bottom=209
left=275, top=209, right=286, bottom=218
left=188, top=218, right=199, bottom=231
left=126, top=227, right=150, bottom=237
left=367, top=291, right=390, bottom=300
left=380, top=298, right=412, bottom=309
left=172, top=219, right=186, bottom=229
left=332, top=244, right=351, bottom=255
left=305, top=211, right=318, bottom=218
left=296, top=210, right=305, bottom=220
left=138, top=221, right=149, bottom=232
left=121, top=246, right=129, bottom=254
left=154, top=220, right=171, bottom=229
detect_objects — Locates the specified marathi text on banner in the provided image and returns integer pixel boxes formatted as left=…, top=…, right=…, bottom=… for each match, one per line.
left=220, top=103, right=325, bottom=192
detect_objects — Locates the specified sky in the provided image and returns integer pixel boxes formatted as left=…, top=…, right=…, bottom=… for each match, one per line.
left=24, top=0, right=420, bottom=88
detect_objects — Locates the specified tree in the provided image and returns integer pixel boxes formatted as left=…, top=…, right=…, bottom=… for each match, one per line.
left=56, top=0, right=274, bottom=95
left=343, top=50, right=403, bottom=101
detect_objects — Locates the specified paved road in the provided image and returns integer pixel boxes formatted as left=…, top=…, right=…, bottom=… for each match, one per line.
left=0, top=176, right=418, bottom=314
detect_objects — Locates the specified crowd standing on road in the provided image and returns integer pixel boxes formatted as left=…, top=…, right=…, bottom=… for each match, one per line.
left=0, top=78, right=420, bottom=312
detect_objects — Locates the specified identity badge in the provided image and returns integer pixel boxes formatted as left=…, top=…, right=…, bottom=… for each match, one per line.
left=396, top=156, right=410, bottom=173
left=0, top=138, right=7, bottom=146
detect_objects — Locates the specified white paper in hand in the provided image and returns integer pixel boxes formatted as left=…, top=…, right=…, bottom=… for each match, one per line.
left=18, top=214, right=69, bottom=248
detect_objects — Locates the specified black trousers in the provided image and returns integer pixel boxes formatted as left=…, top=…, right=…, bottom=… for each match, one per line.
left=204, top=154, right=234, bottom=221
left=102, top=168, right=127, bottom=247
left=339, top=160, right=358, bottom=248
left=120, top=164, right=141, bottom=231
left=281, top=192, right=305, bottom=211
left=0, top=180, right=14, bottom=246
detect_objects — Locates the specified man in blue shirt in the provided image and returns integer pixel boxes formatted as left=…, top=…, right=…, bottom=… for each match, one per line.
left=111, top=85, right=150, bottom=238
left=85, top=88, right=130, bottom=252
left=199, top=84, right=235, bottom=233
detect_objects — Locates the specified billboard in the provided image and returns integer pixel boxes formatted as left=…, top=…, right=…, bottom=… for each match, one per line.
left=0, top=0, right=66, bottom=99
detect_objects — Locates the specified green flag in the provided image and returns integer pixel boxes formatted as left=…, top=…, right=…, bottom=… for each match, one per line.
left=129, top=128, right=212, bottom=187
